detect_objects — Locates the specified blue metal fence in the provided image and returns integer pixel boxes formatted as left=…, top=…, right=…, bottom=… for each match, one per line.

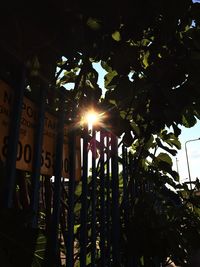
left=0, top=73, right=164, bottom=267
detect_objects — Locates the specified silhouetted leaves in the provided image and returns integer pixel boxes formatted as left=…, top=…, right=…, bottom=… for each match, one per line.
left=2, top=1, right=200, bottom=266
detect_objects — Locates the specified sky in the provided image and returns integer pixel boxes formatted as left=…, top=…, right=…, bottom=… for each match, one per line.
left=174, top=122, right=200, bottom=183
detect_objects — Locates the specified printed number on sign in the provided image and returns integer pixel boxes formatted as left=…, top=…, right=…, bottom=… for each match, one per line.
left=41, top=149, right=69, bottom=173
left=41, top=150, right=53, bottom=169
left=2, top=136, right=32, bottom=163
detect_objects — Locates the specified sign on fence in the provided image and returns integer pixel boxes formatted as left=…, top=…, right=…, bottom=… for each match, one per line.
left=0, top=80, right=81, bottom=179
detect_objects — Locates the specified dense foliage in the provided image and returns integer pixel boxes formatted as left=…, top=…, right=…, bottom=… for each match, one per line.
left=1, top=0, right=200, bottom=266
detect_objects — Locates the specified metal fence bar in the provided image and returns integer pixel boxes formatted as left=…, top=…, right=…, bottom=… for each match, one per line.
left=100, top=130, right=106, bottom=266
left=111, top=134, right=120, bottom=266
left=80, top=127, right=89, bottom=267
left=91, top=128, right=97, bottom=267
left=105, top=132, right=111, bottom=267
left=128, top=152, right=136, bottom=200
left=127, top=151, right=139, bottom=266
left=48, top=90, right=65, bottom=266
left=30, top=85, right=46, bottom=228
left=44, top=175, right=52, bottom=235
left=3, top=67, right=25, bottom=208
left=122, top=145, right=129, bottom=222
left=66, top=124, right=76, bottom=267
left=123, top=146, right=136, bottom=267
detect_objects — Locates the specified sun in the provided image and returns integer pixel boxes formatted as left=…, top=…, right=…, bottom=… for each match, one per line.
left=85, top=111, right=99, bottom=125
left=80, top=109, right=103, bottom=129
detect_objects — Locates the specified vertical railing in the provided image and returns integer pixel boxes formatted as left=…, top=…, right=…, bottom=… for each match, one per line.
left=48, top=89, right=65, bottom=266
left=66, top=113, right=76, bottom=267
left=80, top=127, right=89, bottom=267
left=3, top=67, right=25, bottom=208
left=91, top=127, right=97, bottom=267
left=129, top=152, right=136, bottom=201
left=105, top=132, right=111, bottom=266
left=30, top=83, right=47, bottom=227
left=99, top=130, right=106, bottom=266
left=111, top=133, right=120, bottom=266
left=122, top=145, right=129, bottom=224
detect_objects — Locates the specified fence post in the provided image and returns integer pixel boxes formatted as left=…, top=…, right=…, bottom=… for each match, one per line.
left=30, top=83, right=47, bottom=227
left=105, top=132, right=111, bottom=267
left=100, top=129, right=106, bottom=266
left=128, top=152, right=136, bottom=200
left=111, top=133, right=120, bottom=266
left=122, top=145, right=129, bottom=225
left=80, top=126, right=89, bottom=267
left=66, top=117, right=76, bottom=267
left=91, top=127, right=97, bottom=267
left=46, top=89, right=65, bottom=266
left=3, top=67, right=25, bottom=208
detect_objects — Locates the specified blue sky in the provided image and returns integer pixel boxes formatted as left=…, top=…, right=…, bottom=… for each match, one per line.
left=175, top=122, right=200, bottom=183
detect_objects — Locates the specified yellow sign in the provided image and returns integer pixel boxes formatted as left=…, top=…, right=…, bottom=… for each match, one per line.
left=0, top=80, right=81, bottom=179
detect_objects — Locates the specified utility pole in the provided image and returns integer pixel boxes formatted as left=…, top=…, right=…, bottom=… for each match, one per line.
left=185, top=138, right=200, bottom=190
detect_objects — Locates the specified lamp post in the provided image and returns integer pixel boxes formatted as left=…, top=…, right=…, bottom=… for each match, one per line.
left=176, top=157, right=179, bottom=176
left=185, top=137, right=200, bottom=190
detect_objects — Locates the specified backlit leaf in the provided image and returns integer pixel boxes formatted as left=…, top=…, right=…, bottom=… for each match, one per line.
left=156, top=153, right=172, bottom=167
left=104, top=70, right=118, bottom=89
left=86, top=17, right=101, bottom=30
left=112, top=31, right=121, bottom=41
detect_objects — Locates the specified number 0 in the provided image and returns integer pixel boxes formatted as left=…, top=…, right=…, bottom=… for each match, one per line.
left=24, top=144, right=32, bottom=163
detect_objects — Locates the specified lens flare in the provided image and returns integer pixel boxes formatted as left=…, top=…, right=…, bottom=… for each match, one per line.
left=85, top=111, right=98, bottom=125
left=80, top=109, right=105, bottom=130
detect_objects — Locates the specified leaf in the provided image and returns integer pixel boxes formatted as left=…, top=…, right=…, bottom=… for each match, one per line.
left=86, top=17, right=101, bottom=30
left=155, top=153, right=179, bottom=181
left=131, top=121, right=140, bottom=136
left=74, top=224, right=80, bottom=234
left=160, top=132, right=181, bottom=150
left=140, top=256, right=145, bottom=266
left=166, top=138, right=181, bottom=150
left=122, top=131, right=134, bottom=146
left=156, top=153, right=173, bottom=167
left=182, top=113, right=197, bottom=128
left=170, top=170, right=179, bottom=182
left=32, top=231, right=46, bottom=266
left=156, top=138, right=177, bottom=156
left=112, top=31, right=121, bottom=41
left=172, top=123, right=182, bottom=137
left=104, top=70, right=118, bottom=89
left=144, top=135, right=154, bottom=150
left=142, top=50, right=150, bottom=68
left=59, top=71, right=76, bottom=84
left=87, top=66, right=99, bottom=84
left=110, top=44, right=139, bottom=74
left=109, top=99, right=117, bottom=106
left=101, top=61, right=112, bottom=72
left=86, top=253, right=91, bottom=265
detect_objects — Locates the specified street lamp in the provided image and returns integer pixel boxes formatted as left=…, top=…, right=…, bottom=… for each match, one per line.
left=185, top=137, right=200, bottom=190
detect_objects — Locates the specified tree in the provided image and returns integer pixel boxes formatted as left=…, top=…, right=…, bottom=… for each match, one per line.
left=1, top=1, right=200, bottom=266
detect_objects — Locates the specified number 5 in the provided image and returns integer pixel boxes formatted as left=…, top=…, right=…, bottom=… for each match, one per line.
left=45, top=151, right=51, bottom=169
